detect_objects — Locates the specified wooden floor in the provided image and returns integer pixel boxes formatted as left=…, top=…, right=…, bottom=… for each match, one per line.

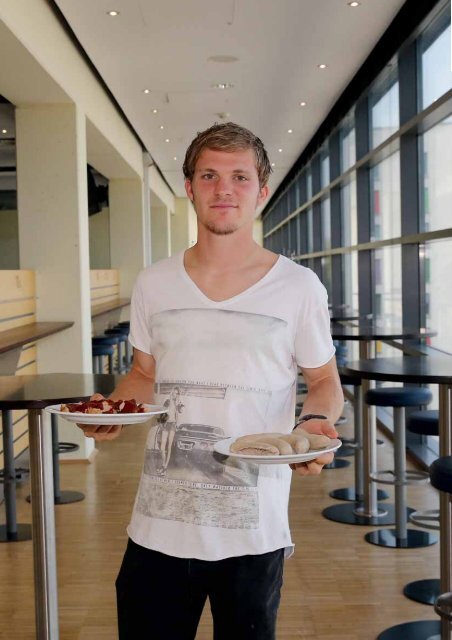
left=0, top=402, right=441, bottom=639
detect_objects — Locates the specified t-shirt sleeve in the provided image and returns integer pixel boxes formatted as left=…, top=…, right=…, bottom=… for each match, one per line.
left=128, top=272, right=153, bottom=355
left=294, top=271, right=335, bottom=369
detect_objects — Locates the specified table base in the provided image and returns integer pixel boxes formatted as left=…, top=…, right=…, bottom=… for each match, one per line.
left=365, top=529, right=438, bottom=549
left=329, top=487, right=389, bottom=502
left=322, top=502, right=413, bottom=526
left=377, top=620, right=440, bottom=640
left=26, top=490, right=85, bottom=505
left=404, top=579, right=440, bottom=605
left=0, top=523, right=32, bottom=542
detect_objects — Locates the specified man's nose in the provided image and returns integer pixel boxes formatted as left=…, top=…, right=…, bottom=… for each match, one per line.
left=214, top=177, right=233, bottom=196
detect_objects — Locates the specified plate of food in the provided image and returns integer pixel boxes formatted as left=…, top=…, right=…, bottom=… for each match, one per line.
left=45, top=399, right=167, bottom=425
left=213, top=430, right=342, bottom=465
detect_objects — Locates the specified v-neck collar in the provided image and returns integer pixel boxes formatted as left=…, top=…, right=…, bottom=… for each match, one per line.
left=179, top=250, right=282, bottom=306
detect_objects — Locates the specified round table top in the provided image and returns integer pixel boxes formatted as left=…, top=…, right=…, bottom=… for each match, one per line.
left=331, top=322, right=435, bottom=341
left=0, top=373, right=121, bottom=409
left=341, top=355, right=452, bottom=384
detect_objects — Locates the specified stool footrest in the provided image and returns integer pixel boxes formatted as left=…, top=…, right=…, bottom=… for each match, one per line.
left=58, top=442, right=80, bottom=454
left=370, top=469, right=430, bottom=486
left=409, top=509, right=440, bottom=531
left=434, top=592, right=452, bottom=621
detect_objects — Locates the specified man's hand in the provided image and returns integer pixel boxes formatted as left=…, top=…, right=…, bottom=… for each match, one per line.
left=76, top=393, right=123, bottom=442
left=290, top=419, right=339, bottom=477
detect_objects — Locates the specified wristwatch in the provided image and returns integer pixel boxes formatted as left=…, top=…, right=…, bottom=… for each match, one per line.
left=293, top=414, right=328, bottom=431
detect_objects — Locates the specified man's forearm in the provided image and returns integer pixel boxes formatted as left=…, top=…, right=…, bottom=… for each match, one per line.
left=299, top=377, right=344, bottom=424
left=108, top=369, right=155, bottom=404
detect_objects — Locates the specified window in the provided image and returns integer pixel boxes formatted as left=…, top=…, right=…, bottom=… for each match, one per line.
left=373, top=245, right=402, bottom=323
left=370, top=67, right=399, bottom=148
left=321, top=197, right=331, bottom=250
left=420, top=9, right=452, bottom=110
left=341, top=173, right=358, bottom=247
left=424, top=238, right=452, bottom=355
left=370, top=153, right=401, bottom=241
left=420, top=115, right=452, bottom=233
left=320, top=149, right=330, bottom=188
left=340, top=111, right=356, bottom=171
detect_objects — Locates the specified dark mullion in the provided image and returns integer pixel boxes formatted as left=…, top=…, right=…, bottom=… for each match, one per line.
left=399, top=39, right=422, bottom=331
left=329, top=130, right=343, bottom=307
left=355, top=96, right=373, bottom=315
left=311, top=155, right=322, bottom=257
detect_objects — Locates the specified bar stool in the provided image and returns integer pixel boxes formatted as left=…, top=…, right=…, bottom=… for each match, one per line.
left=404, top=410, right=440, bottom=605
left=104, top=328, right=128, bottom=373
left=431, top=456, right=452, bottom=639
left=0, top=410, right=32, bottom=542
left=92, top=338, right=117, bottom=373
left=377, top=453, right=449, bottom=639
left=111, top=324, right=132, bottom=370
left=27, top=413, right=84, bottom=505
left=365, top=386, right=437, bottom=549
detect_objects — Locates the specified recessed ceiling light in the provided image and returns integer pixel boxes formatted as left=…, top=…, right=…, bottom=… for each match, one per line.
left=318, top=63, right=328, bottom=69
left=173, top=156, right=177, bottom=161
left=152, top=109, right=158, bottom=114
left=348, top=1, right=360, bottom=6
left=165, top=138, right=170, bottom=143
left=278, top=148, right=283, bottom=153
left=299, top=101, right=307, bottom=107
left=107, top=10, right=119, bottom=16
left=1, top=129, right=7, bottom=134
left=208, top=55, right=239, bottom=63
left=287, top=129, right=293, bottom=134
left=143, top=89, right=150, bottom=94
left=271, top=162, right=276, bottom=167
left=160, top=125, right=164, bottom=130
left=211, top=82, right=234, bottom=90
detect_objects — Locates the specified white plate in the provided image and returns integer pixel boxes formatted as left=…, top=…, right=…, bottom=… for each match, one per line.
left=45, top=403, right=167, bottom=425
left=213, top=437, right=342, bottom=465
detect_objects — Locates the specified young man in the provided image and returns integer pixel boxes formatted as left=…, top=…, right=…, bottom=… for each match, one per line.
left=79, top=123, right=344, bottom=639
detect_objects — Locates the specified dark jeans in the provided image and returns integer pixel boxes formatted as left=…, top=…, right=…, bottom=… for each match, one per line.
left=116, top=539, right=284, bottom=640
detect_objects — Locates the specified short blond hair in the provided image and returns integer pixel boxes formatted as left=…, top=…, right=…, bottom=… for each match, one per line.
left=183, top=122, right=272, bottom=188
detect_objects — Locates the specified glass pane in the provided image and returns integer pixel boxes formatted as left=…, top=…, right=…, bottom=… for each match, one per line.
left=0, top=103, right=19, bottom=269
left=321, top=197, right=331, bottom=250
left=371, top=152, right=401, bottom=241
left=306, top=206, right=313, bottom=253
left=307, top=168, right=312, bottom=199
left=424, top=238, right=452, bottom=355
left=420, top=115, right=452, bottom=233
left=370, top=79, right=399, bottom=148
left=321, top=256, right=332, bottom=299
left=341, top=173, right=358, bottom=247
left=421, top=20, right=452, bottom=110
left=341, top=127, right=356, bottom=172
left=373, top=245, right=402, bottom=323
left=343, top=251, right=359, bottom=313
left=321, top=151, right=330, bottom=188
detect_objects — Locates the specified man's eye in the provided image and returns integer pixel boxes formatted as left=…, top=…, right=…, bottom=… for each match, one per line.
left=201, top=173, right=215, bottom=180
left=235, top=175, right=248, bottom=181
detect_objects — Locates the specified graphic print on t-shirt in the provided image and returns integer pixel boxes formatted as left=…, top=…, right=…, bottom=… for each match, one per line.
left=135, top=308, right=295, bottom=530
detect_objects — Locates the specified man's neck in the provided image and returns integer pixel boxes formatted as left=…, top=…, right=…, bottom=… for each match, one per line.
left=186, top=226, right=263, bottom=272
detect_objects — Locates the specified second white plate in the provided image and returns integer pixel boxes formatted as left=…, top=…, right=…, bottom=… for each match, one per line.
left=45, top=404, right=167, bottom=425
left=214, top=437, right=342, bottom=465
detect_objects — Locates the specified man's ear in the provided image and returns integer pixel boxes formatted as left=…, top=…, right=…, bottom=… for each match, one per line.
left=185, top=179, right=194, bottom=202
left=257, top=184, right=269, bottom=207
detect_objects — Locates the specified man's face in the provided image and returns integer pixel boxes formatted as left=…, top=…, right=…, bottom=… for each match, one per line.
left=185, top=148, right=269, bottom=236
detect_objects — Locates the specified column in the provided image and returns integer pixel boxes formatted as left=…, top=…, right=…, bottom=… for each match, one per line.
left=15, top=103, right=94, bottom=458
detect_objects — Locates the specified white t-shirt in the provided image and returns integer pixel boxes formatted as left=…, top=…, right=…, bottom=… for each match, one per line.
left=127, top=251, right=335, bottom=561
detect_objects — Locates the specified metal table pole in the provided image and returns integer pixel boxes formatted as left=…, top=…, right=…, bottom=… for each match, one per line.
left=354, top=340, right=388, bottom=519
left=438, top=384, right=452, bottom=640
left=28, top=408, right=59, bottom=639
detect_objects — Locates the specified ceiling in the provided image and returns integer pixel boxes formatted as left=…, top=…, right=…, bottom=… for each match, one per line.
left=52, top=0, right=405, bottom=199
